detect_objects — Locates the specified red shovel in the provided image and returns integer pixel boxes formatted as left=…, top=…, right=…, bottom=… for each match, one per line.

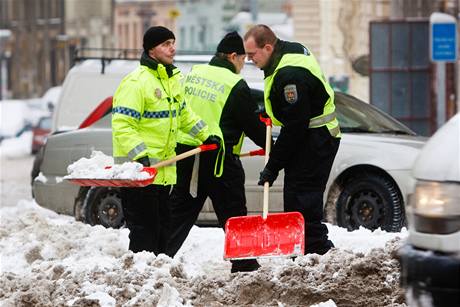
left=67, top=144, right=218, bottom=187
left=224, top=116, right=305, bottom=260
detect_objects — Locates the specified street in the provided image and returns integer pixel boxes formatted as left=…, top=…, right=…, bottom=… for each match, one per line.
left=0, top=154, right=34, bottom=208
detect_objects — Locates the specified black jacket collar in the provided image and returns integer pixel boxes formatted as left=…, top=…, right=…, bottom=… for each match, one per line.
left=263, top=40, right=308, bottom=78
left=209, top=55, right=237, bottom=74
left=140, top=51, right=176, bottom=77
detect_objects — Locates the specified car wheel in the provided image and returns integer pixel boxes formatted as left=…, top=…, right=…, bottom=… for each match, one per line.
left=82, top=187, right=125, bottom=228
left=336, top=174, right=404, bottom=232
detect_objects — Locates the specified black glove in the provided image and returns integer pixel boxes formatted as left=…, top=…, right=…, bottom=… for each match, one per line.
left=258, top=167, right=278, bottom=186
left=136, top=156, right=150, bottom=167
left=203, top=135, right=221, bottom=147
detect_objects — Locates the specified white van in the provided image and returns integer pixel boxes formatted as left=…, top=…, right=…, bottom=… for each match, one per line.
left=399, top=113, right=460, bottom=306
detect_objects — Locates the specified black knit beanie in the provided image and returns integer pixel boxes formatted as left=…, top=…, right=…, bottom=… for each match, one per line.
left=143, top=26, right=175, bottom=52
left=216, top=31, right=245, bottom=55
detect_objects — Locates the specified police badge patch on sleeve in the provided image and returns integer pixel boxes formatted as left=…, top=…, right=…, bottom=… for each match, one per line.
left=155, top=88, right=162, bottom=99
left=284, top=84, right=298, bottom=104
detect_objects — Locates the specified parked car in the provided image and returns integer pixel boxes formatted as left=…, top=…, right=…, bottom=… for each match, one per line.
left=0, top=99, right=47, bottom=144
left=31, top=116, right=52, bottom=154
left=399, top=113, right=460, bottom=306
left=32, top=87, right=426, bottom=231
left=40, top=86, right=62, bottom=112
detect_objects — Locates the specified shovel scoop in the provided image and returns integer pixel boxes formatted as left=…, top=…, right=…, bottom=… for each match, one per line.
left=66, top=166, right=158, bottom=187
left=67, top=144, right=217, bottom=187
left=224, top=212, right=304, bottom=259
left=224, top=115, right=305, bottom=260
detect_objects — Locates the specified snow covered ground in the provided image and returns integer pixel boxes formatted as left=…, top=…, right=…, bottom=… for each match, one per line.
left=1, top=114, right=409, bottom=306
left=0, top=199, right=408, bottom=307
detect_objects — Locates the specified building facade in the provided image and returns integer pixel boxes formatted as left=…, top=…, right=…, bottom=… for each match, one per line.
left=292, top=0, right=391, bottom=101
left=293, top=0, right=458, bottom=134
left=176, top=0, right=226, bottom=52
left=0, top=0, right=114, bottom=99
left=0, top=0, right=66, bottom=99
left=65, top=0, right=113, bottom=51
left=175, top=0, right=290, bottom=52
left=114, top=0, right=177, bottom=51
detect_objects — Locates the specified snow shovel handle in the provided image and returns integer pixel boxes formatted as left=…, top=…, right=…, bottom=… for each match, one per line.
left=263, top=126, right=272, bottom=219
left=239, top=148, right=265, bottom=157
left=259, top=113, right=272, bottom=128
left=260, top=114, right=272, bottom=220
left=150, top=144, right=218, bottom=169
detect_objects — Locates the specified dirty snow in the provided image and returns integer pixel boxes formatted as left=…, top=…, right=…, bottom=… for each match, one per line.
left=1, top=112, right=409, bottom=306
left=0, top=201, right=408, bottom=306
left=64, top=151, right=151, bottom=180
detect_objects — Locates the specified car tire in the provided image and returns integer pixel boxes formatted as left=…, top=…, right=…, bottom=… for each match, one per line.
left=336, top=173, right=404, bottom=232
left=82, top=187, right=125, bottom=228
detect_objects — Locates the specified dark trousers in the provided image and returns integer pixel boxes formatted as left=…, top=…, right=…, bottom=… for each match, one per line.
left=167, top=143, right=247, bottom=257
left=121, top=184, right=171, bottom=255
left=284, top=188, right=333, bottom=254
left=284, top=129, right=340, bottom=255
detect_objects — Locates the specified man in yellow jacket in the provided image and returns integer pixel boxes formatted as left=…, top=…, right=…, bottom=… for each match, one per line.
left=112, top=26, right=217, bottom=255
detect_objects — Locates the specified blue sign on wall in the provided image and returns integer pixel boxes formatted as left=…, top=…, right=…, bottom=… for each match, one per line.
left=431, top=23, right=457, bottom=62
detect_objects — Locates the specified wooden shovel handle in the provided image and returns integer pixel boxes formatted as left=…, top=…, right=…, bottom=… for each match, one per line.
left=261, top=116, right=272, bottom=220
left=263, top=125, right=272, bottom=219
left=150, top=144, right=218, bottom=169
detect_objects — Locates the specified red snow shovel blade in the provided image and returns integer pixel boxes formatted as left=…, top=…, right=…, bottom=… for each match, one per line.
left=67, top=167, right=157, bottom=187
left=224, top=212, right=305, bottom=260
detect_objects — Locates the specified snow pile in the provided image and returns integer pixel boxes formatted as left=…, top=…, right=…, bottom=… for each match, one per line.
left=190, top=239, right=405, bottom=306
left=65, top=151, right=151, bottom=180
left=0, top=201, right=408, bottom=306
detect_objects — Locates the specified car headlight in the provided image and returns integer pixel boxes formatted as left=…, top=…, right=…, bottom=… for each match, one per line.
left=410, top=180, right=460, bottom=234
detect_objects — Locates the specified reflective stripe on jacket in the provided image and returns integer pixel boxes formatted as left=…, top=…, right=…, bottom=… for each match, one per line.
left=112, top=63, right=209, bottom=185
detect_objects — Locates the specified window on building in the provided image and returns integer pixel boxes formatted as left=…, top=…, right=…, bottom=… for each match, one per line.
left=50, top=0, right=61, bottom=18
left=0, top=0, right=7, bottom=25
left=12, top=1, right=21, bottom=22
left=37, top=0, right=45, bottom=19
left=118, top=24, right=123, bottom=48
left=190, top=26, right=195, bottom=50
left=133, top=23, right=137, bottom=49
left=198, top=24, right=206, bottom=50
left=124, top=24, right=129, bottom=49
left=180, top=27, right=186, bottom=50
left=370, top=20, right=432, bottom=136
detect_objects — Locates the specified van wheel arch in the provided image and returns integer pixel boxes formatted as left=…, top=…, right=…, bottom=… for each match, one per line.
left=79, top=186, right=124, bottom=228
left=74, top=187, right=90, bottom=222
left=324, top=165, right=405, bottom=232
